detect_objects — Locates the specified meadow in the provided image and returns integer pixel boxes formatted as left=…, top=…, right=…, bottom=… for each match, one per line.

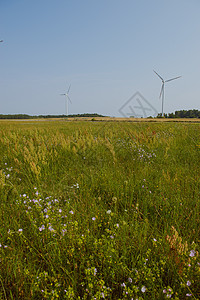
left=0, top=119, right=199, bottom=299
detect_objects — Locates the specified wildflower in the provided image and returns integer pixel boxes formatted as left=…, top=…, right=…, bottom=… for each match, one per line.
left=121, top=283, right=126, bottom=288
left=69, top=210, right=74, bottom=214
left=153, top=238, right=157, bottom=242
left=62, top=229, right=67, bottom=236
left=166, top=295, right=171, bottom=298
left=128, top=277, right=132, bottom=283
left=189, top=250, right=196, bottom=257
left=72, top=183, right=79, bottom=189
left=92, top=217, right=96, bottom=221
left=59, top=209, right=62, bottom=213
left=116, top=223, right=119, bottom=228
left=94, top=268, right=97, bottom=276
left=186, top=281, right=191, bottom=286
left=48, top=225, right=54, bottom=232
left=163, top=289, right=167, bottom=294
left=39, top=225, right=45, bottom=231
left=186, top=294, right=192, bottom=297
left=18, top=229, right=23, bottom=232
left=141, top=286, right=146, bottom=293
left=107, top=210, right=112, bottom=214
left=110, top=235, right=114, bottom=239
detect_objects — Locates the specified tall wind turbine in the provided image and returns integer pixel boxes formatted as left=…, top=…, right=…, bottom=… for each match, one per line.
left=60, top=85, right=71, bottom=117
left=154, top=70, right=181, bottom=117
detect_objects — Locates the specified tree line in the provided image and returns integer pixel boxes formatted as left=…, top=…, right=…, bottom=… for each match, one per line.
left=0, top=113, right=105, bottom=119
left=157, top=109, right=200, bottom=118
left=0, top=110, right=199, bottom=119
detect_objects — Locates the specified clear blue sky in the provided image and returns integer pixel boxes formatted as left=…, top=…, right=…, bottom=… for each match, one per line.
left=0, top=0, right=200, bottom=117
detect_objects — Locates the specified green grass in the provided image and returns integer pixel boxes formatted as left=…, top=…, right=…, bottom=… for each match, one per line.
left=0, top=120, right=199, bottom=299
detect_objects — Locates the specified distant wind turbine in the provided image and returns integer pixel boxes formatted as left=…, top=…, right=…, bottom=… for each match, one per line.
left=60, top=85, right=72, bottom=117
left=154, top=70, right=181, bottom=117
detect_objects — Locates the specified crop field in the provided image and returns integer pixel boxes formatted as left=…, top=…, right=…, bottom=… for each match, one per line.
left=0, top=119, right=199, bottom=299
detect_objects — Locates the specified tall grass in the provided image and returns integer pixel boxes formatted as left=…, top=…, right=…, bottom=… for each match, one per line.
left=0, top=120, right=199, bottom=299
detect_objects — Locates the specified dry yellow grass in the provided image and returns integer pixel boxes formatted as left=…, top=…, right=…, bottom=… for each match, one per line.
left=71, top=117, right=200, bottom=123
left=0, top=117, right=199, bottom=123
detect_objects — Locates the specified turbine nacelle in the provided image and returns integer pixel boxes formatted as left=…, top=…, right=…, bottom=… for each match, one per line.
left=60, top=93, right=71, bottom=103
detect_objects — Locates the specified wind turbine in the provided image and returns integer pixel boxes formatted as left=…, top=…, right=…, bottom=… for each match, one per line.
left=60, top=85, right=71, bottom=117
left=154, top=70, right=181, bottom=117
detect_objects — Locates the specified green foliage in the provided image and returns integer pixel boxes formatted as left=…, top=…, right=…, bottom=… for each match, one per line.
left=157, top=109, right=200, bottom=118
left=0, top=113, right=105, bottom=119
left=0, top=120, right=199, bottom=299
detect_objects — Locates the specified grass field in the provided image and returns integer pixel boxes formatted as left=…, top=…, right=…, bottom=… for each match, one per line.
left=0, top=119, right=199, bottom=299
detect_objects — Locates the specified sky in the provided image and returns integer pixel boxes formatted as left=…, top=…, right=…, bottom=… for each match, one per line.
left=0, top=0, right=200, bottom=117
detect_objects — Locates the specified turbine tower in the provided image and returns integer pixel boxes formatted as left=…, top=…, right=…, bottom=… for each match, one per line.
left=60, top=85, right=71, bottom=117
left=154, top=70, right=181, bottom=117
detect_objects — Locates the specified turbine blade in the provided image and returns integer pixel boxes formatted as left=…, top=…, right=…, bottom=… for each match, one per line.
left=159, top=83, right=164, bottom=98
left=67, top=84, right=71, bottom=94
left=165, top=76, right=182, bottom=83
left=67, top=95, right=72, bottom=103
left=153, top=70, right=164, bottom=82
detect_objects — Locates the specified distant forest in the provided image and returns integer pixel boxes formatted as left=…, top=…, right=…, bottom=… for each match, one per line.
left=0, top=113, right=105, bottom=119
left=0, top=110, right=199, bottom=119
left=157, top=109, right=200, bottom=118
